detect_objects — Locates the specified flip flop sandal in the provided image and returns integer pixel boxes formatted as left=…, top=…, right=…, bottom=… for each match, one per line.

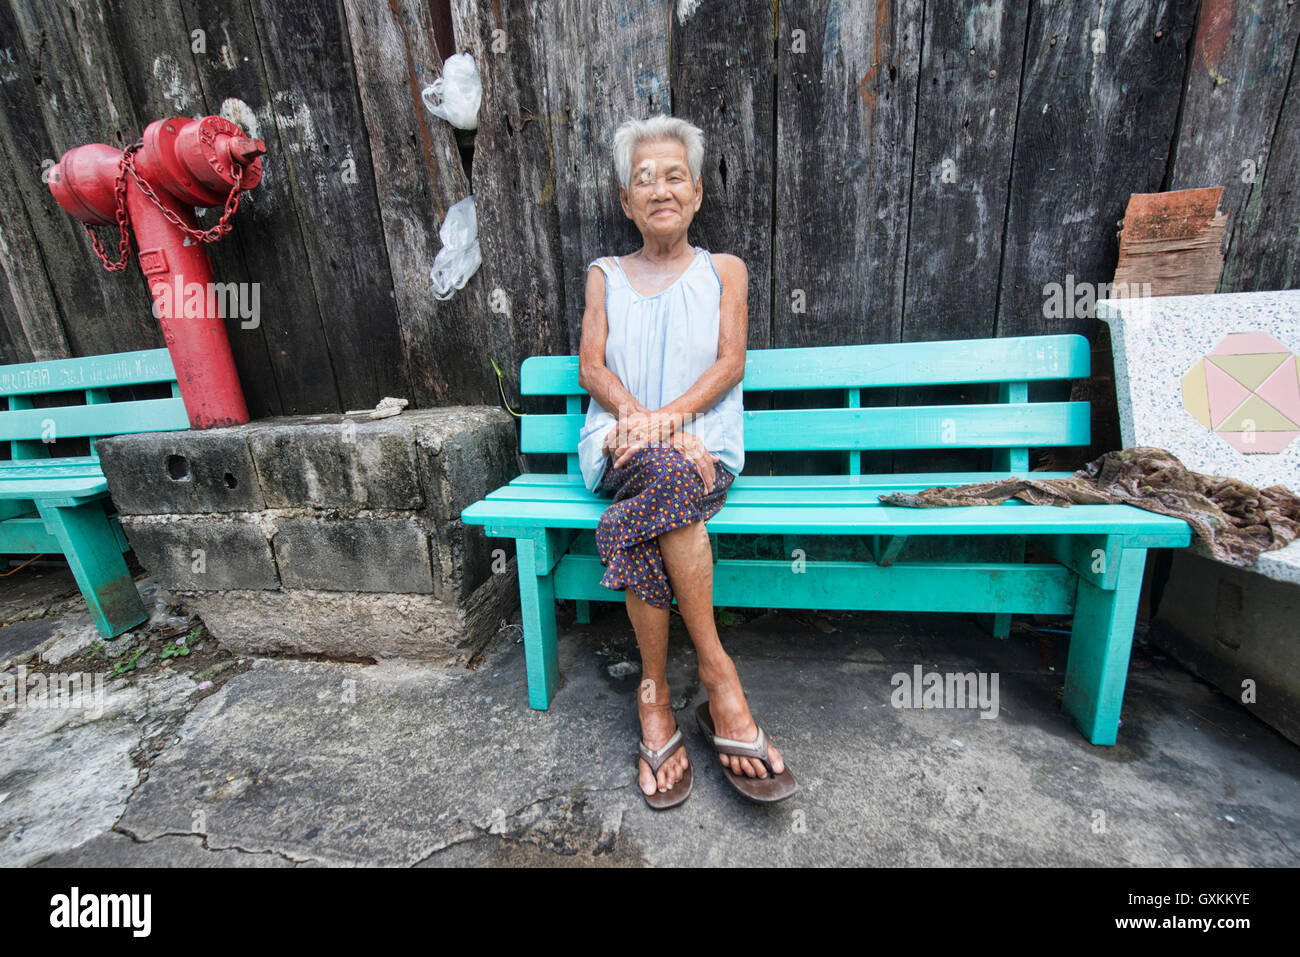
left=638, top=727, right=693, bottom=810
left=696, top=701, right=797, bottom=803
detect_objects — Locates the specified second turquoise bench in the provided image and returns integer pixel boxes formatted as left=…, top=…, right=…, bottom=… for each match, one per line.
left=0, top=349, right=190, bottom=638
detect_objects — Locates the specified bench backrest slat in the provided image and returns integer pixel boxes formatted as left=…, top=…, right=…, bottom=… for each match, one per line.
left=521, top=335, right=1089, bottom=394
left=522, top=402, right=1089, bottom=454
left=0, top=349, right=180, bottom=395
left=517, top=335, right=1090, bottom=472
left=0, top=349, right=188, bottom=457
left=0, top=398, right=189, bottom=442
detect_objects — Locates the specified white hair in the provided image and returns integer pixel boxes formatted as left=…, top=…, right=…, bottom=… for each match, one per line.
left=611, top=115, right=705, bottom=190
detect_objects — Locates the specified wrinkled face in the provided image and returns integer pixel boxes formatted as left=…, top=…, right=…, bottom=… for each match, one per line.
left=619, top=138, right=702, bottom=237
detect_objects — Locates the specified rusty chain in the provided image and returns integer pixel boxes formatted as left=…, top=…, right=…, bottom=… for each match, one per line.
left=83, top=138, right=248, bottom=271
left=81, top=142, right=139, bottom=271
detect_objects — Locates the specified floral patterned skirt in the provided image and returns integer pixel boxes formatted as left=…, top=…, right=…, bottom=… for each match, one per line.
left=593, top=445, right=736, bottom=609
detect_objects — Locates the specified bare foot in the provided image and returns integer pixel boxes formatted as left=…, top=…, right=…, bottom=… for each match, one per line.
left=699, top=659, right=785, bottom=778
left=638, top=695, right=689, bottom=796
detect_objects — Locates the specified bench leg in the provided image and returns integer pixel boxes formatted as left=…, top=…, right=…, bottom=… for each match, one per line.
left=1062, top=546, right=1146, bottom=745
left=992, top=612, right=1011, bottom=639
left=36, top=499, right=147, bottom=639
left=516, top=537, right=560, bottom=709
left=575, top=599, right=591, bottom=624
left=976, top=612, right=1012, bottom=639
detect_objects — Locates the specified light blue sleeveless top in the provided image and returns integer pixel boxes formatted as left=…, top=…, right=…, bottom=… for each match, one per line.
left=578, top=245, right=745, bottom=492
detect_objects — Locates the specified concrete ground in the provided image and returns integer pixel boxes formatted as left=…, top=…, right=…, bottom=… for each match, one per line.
left=1, top=563, right=1298, bottom=867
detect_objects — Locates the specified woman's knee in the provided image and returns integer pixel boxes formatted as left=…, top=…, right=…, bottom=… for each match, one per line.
left=657, top=518, right=706, bottom=549
left=647, top=446, right=703, bottom=492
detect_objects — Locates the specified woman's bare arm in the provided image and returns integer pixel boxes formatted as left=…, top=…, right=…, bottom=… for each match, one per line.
left=578, top=263, right=649, bottom=449
left=654, top=253, right=748, bottom=428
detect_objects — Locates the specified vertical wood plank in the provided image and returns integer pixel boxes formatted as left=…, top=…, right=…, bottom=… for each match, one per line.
left=535, top=0, right=673, bottom=354
left=904, top=0, right=1029, bottom=340
left=0, top=0, right=159, bottom=357
left=449, top=0, right=571, bottom=414
left=7, top=394, right=48, bottom=460
left=0, top=167, right=70, bottom=361
left=232, top=0, right=407, bottom=412
left=995, top=0, right=1198, bottom=339
left=670, top=0, right=775, bottom=351
left=0, top=276, right=31, bottom=366
left=1217, top=20, right=1300, bottom=292
left=343, top=0, right=493, bottom=407
left=182, top=0, right=345, bottom=415
left=103, top=0, right=286, bottom=417
left=992, top=379, right=1029, bottom=471
left=774, top=0, right=923, bottom=349
left=772, top=1, right=923, bottom=477
left=845, top=386, right=860, bottom=474
left=565, top=393, right=581, bottom=473
left=1168, top=0, right=1300, bottom=290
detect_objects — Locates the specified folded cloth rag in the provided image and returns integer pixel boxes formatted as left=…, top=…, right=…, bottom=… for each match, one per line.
left=876, top=446, right=1300, bottom=568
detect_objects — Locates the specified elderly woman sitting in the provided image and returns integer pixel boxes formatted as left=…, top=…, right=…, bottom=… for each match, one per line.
left=578, top=115, right=796, bottom=809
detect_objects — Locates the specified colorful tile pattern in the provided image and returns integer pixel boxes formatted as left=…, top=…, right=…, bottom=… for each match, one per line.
left=1181, top=333, right=1300, bottom=454
left=1099, top=291, right=1300, bottom=584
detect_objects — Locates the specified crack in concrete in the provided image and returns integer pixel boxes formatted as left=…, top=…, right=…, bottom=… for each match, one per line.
left=408, top=782, right=631, bottom=866
left=112, top=824, right=315, bottom=865
left=106, top=675, right=226, bottom=856
left=501, top=781, right=630, bottom=821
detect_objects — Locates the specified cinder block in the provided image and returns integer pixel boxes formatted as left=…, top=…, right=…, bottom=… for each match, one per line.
left=414, top=407, right=518, bottom=600
left=274, top=518, right=434, bottom=593
left=175, top=558, right=519, bottom=663
left=95, top=429, right=264, bottom=514
left=1155, top=550, right=1300, bottom=747
left=122, top=519, right=279, bottom=590
left=248, top=417, right=423, bottom=509
left=429, top=519, right=516, bottom=603
left=414, top=407, right=518, bottom=520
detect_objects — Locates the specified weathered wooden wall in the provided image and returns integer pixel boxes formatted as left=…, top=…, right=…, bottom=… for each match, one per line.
left=1, top=0, right=1297, bottom=433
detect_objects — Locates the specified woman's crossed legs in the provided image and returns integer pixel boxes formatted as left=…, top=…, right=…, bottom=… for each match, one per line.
left=630, top=521, right=786, bottom=798
left=594, top=445, right=783, bottom=799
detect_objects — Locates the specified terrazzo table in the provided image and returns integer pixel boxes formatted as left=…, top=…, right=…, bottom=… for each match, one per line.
left=1099, top=290, right=1300, bottom=744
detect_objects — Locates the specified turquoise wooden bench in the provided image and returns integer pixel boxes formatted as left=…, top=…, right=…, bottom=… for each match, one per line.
left=460, top=335, right=1193, bottom=745
left=0, top=349, right=189, bottom=638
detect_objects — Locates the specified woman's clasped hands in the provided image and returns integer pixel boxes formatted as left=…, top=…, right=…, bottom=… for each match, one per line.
left=603, top=409, right=721, bottom=491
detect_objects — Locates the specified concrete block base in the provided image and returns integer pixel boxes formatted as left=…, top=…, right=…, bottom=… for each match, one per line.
left=171, top=557, right=519, bottom=664
left=97, top=407, right=521, bottom=665
left=1154, top=549, right=1300, bottom=746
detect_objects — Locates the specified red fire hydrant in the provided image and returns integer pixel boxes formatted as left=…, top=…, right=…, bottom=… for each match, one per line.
left=48, top=116, right=266, bottom=429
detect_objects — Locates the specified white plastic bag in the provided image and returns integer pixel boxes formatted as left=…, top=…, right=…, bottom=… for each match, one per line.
left=429, top=195, right=481, bottom=301
left=421, top=53, right=481, bottom=130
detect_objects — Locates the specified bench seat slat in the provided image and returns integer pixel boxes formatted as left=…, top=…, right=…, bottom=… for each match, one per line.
left=505, top=471, right=1079, bottom=488
left=0, top=458, right=115, bottom=501
left=485, top=483, right=1067, bottom=507
left=0, top=459, right=107, bottom=475
left=463, top=497, right=1192, bottom=542
left=0, top=477, right=109, bottom=500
